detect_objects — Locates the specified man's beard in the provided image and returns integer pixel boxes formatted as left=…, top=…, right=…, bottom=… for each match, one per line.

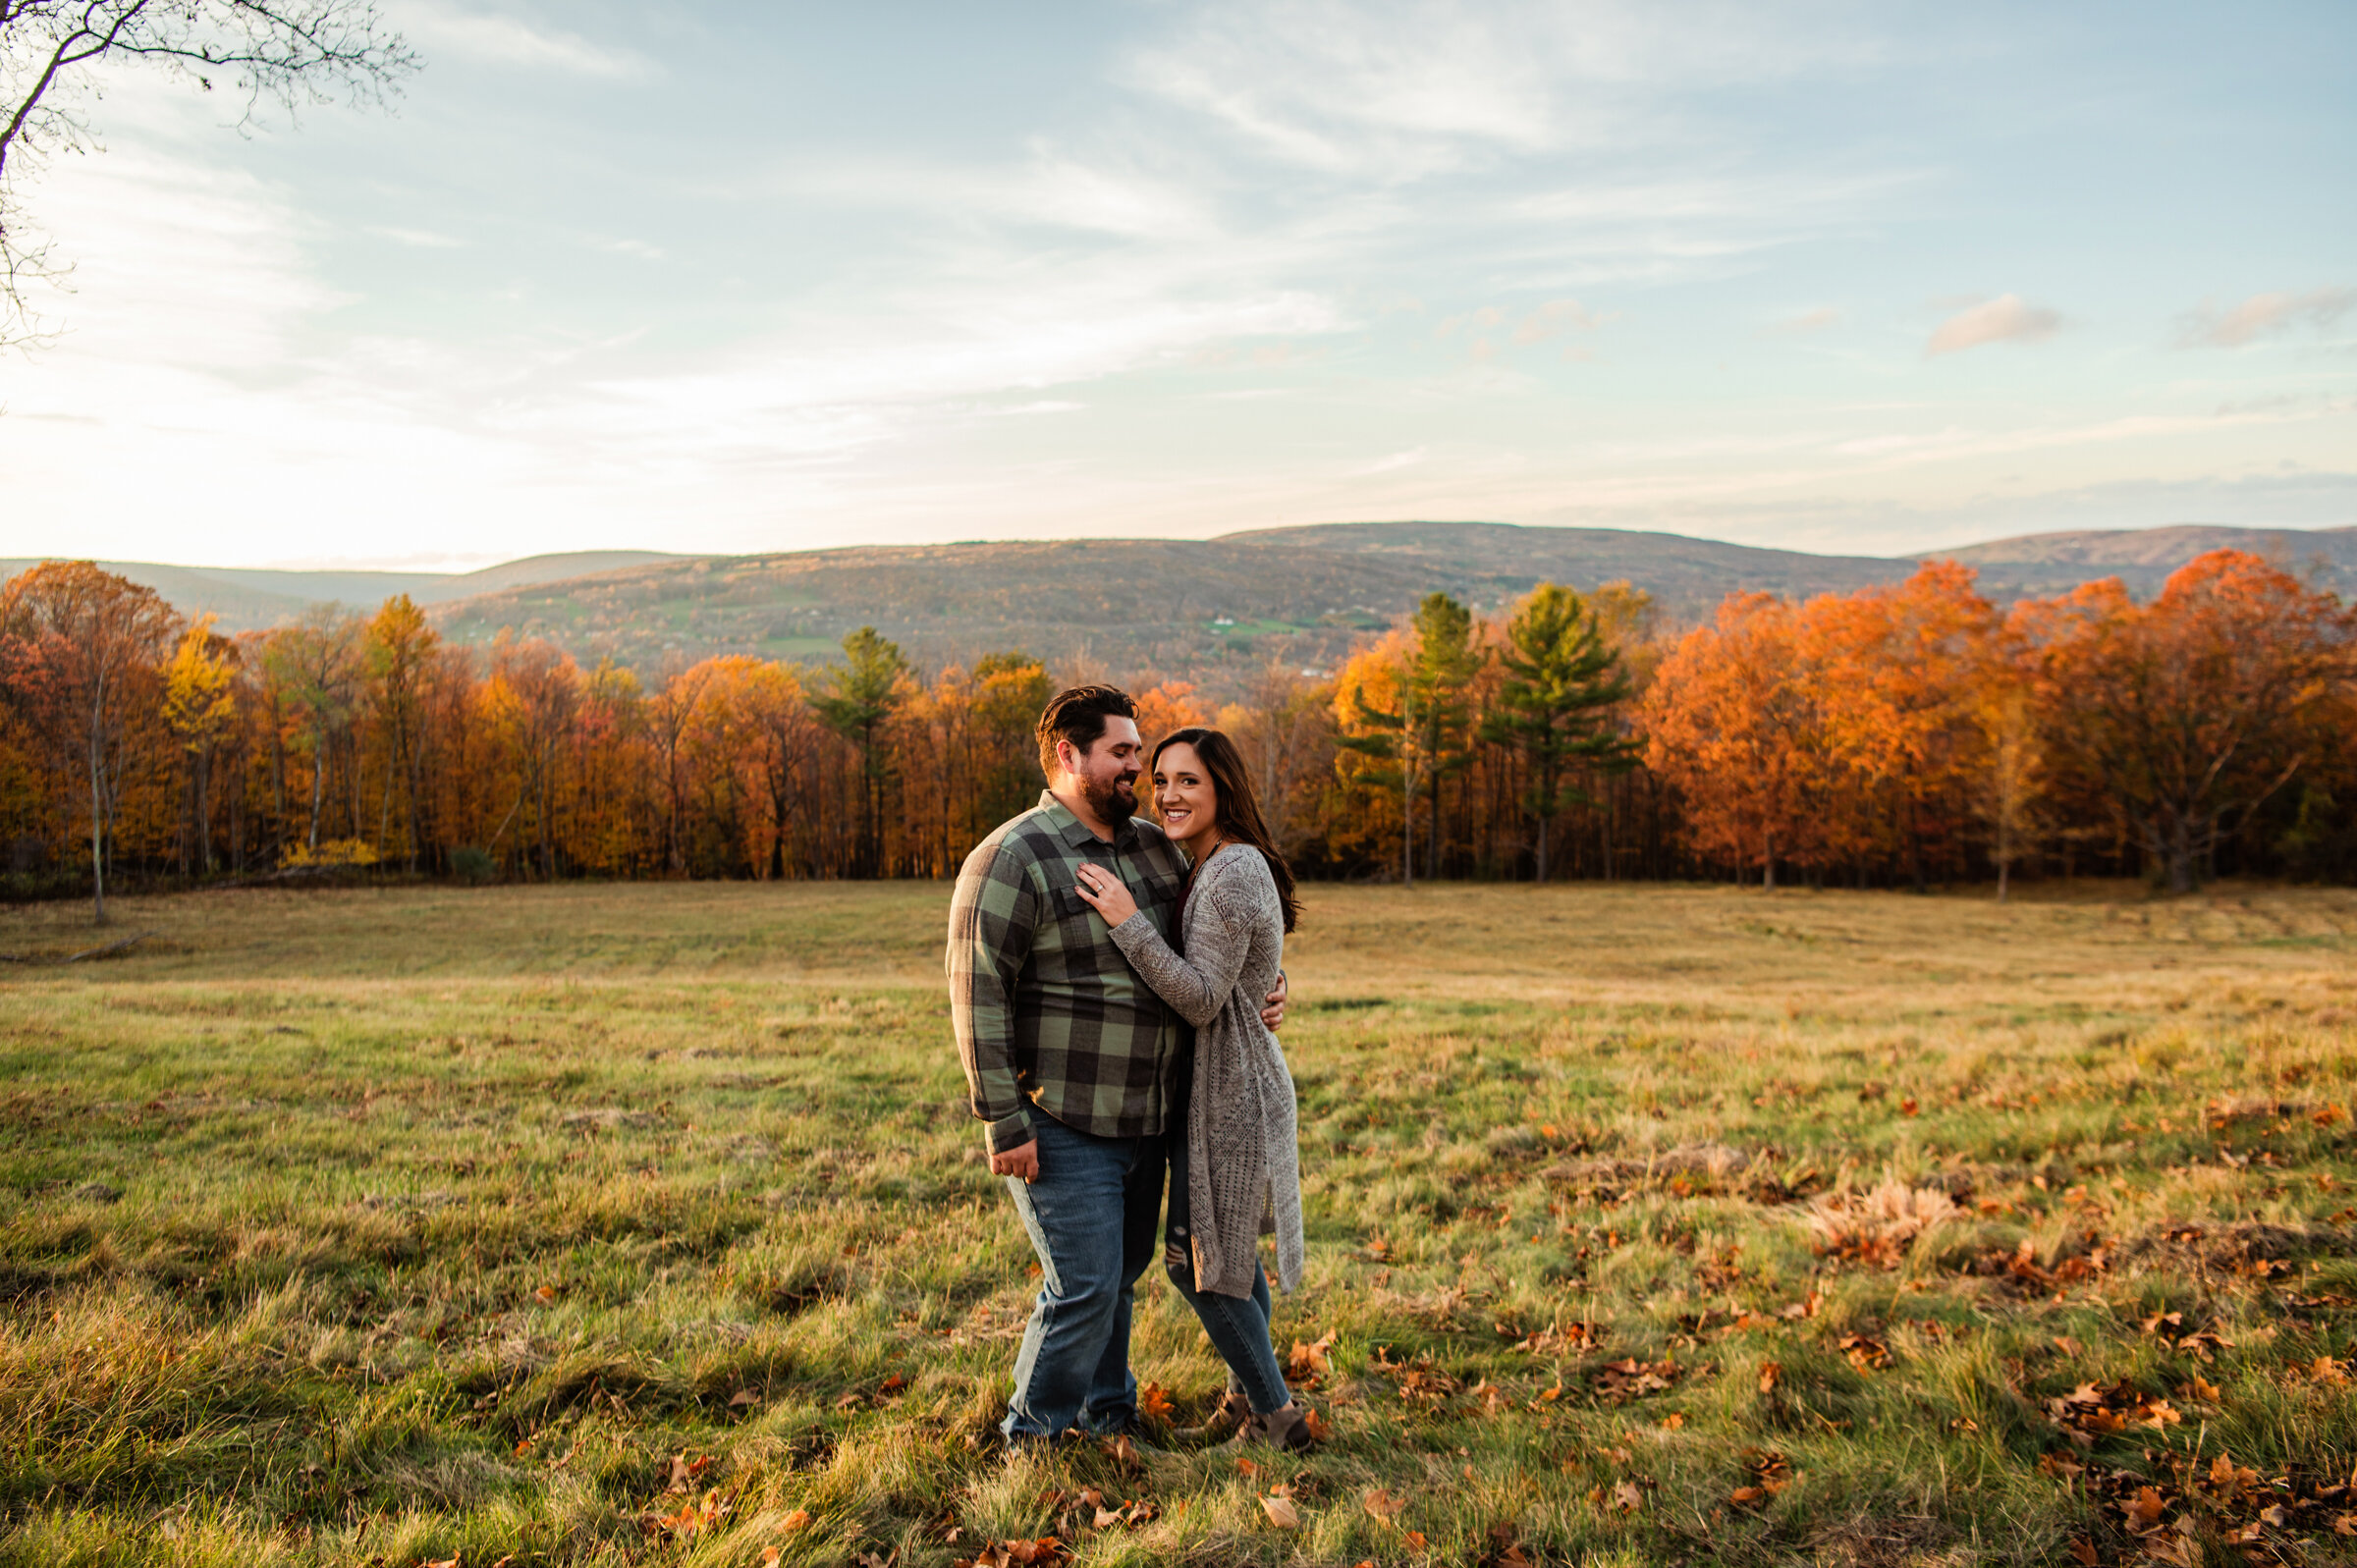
left=1083, top=771, right=1137, bottom=824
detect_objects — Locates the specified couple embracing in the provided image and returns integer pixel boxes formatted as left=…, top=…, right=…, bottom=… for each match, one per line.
left=947, top=684, right=1310, bottom=1453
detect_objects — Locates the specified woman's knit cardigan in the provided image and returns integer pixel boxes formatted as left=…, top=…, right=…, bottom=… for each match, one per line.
left=1109, top=844, right=1302, bottom=1299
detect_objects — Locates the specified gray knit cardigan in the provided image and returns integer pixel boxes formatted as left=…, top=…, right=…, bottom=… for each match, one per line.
left=1109, top=843, right=1302, bottom=1299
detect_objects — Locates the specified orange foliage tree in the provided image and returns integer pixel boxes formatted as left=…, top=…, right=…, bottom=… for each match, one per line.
left=2021, top=550, right=2356, bottom=892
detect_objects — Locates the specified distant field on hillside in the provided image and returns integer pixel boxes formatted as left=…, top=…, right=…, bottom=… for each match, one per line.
left=4, top=882, right=2356, bottom=1565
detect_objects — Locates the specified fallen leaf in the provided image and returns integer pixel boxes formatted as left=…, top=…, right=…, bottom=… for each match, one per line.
left=2121, top=1486, right=2167, bottom=1532
left=1364, top=1488, right=1409, bottom=1525
left=533, top=1284, right=557, bottom=1303
left=1261, top=1494, right=1301, bottom=1529
left=730, top=1387, right=760, bottom=1409
left=1404, top=1531, right=1428, bottom=1551
left=1660, top=1411, right=1685, bottom=1430
left=1758, top=1362, right=1782, bottom=1393
left=763, top=1549, right=783, bottom=1566
left=1138, top=1382, right=1175, bottom=1423
left=2068, top=1541, right=2098, bottom=1566
left=1612, top=1480, right=1644, bottom=1513
left=782, top=1508, right=812, bottom=1531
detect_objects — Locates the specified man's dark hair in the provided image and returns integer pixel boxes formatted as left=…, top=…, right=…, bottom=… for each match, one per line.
left=1036, top=684, right=1137, bottom=777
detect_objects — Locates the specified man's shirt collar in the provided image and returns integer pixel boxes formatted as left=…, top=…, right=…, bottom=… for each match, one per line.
left=1037, top=788, right=1140, bottom=850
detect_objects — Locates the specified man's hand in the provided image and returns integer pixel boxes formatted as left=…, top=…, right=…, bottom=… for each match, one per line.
left=990, top=1139, right=1041, bottom=1182
left=1260, top=971, right=1288, bottom=1031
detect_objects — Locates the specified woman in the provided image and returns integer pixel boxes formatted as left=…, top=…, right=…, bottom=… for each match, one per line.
left=1071, top=726, right=1309, bottom=1450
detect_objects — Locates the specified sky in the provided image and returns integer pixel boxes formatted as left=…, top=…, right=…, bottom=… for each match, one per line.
left=0, top=0, right=2351, bottom=571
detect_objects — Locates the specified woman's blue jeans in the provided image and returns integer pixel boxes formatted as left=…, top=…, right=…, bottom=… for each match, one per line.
left=1165, top=1050, right=1291, bottom=1415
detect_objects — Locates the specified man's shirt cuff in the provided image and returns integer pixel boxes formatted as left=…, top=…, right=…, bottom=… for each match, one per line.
left=984, top=1109, right=1034, bottom=1155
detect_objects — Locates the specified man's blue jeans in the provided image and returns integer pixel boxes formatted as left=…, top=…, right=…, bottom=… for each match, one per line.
left=1000, top=1114, right=1164, bottom=1440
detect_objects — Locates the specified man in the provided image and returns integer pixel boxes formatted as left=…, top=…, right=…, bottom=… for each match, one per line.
left=948, top=683, right=1288, bottom=1447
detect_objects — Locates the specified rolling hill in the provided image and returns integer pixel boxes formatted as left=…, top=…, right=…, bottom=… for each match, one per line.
left=0, top=551, right=685, bottom=630
left=9, top=522, right=2346, bottom=692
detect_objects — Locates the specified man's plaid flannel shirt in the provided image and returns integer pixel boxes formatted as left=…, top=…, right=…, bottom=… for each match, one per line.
left=948, top=790, right=1190, bottom=1154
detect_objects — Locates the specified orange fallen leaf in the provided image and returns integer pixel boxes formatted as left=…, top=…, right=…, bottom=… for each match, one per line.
left=1138, top=1382, right=1175, bottom=1422
left=2068, top=1541, right=2098, bottom=1566
left=1261, top=1494, right=1301, bottom=1529
left=533, top=1284, right=557, bottom=1303
left=1758, top=1362, right=1781, bottom=1394
left=1364, top=1487, right=1408, bottom=1525
left=2121, top=1486, right=2167, bottom=1532
left=782, top=1508, right=812, bottom=1531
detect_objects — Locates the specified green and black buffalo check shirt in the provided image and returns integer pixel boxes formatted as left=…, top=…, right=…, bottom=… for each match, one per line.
left=948, top=790, right=1190, bottom=1155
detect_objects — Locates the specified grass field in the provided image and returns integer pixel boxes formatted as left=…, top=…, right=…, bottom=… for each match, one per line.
left=3, top=880, right=2356, bottom=1567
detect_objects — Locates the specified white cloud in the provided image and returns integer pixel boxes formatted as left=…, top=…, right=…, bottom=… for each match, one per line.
left=1124, top=0, right=1881, bottom=181
left=1926, top=294, right=2061, bottom=357
left=402, top=2, right=650, bottom=79
left=2177, top=287, right=2356, bottom=349
left=368, top=225, right=466, bottom=248
left=1512, top=298, right=1602, bottom=345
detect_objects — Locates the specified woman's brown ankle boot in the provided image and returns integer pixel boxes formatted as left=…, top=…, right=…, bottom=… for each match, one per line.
left=1177, top=1388, right=1251, bottom=1443
left=1229, top=1401, right=1316, bottom=1452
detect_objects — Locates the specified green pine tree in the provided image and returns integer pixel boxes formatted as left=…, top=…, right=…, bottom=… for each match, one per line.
left=812, top=626, right=908, bottom=876
left=1339, top=593, right=1482, bottom=884
left=1482, top=583, right=1636, bottom=881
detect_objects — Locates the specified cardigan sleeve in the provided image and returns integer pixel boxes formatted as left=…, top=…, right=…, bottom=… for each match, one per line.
left=1106, top=853, right=1258, bottom=1029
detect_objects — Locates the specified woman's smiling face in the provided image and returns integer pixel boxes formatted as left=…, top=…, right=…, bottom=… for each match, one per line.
left=1152, top=740, right=1219, bottom=847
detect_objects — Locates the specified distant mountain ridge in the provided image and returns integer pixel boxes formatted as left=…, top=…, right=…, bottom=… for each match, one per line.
left=8, top=523, right=2346, bottom=693
left=0, top=551, right=685, bottom=629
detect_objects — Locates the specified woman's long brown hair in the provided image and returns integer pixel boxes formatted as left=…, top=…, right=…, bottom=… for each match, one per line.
left=1149, top=726, right=1301, bottom=933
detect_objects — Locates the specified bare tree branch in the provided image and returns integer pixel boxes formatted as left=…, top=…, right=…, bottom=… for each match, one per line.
left=1, top=0, right=418, bottom=345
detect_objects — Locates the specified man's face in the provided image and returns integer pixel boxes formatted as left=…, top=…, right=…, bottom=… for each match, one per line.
left=1060, top=716, right=1144, bottom=824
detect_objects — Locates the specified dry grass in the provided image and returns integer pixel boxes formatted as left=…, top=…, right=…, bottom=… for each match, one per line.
left=1, top=880, right=2354, bottom=1566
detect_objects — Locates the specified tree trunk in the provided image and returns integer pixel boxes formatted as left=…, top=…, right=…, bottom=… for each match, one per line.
left=2165, top=816, right=2197, bottom=894
left=1997, top=859, right=2009, bottom=903
left=1401, top=768, right=1414, bottom=890
left=86, top=717, right=108, bottom=924
left=194, top=746, right=213, bottom=875
left=307, top=730, right=326, bottom=850
left=1535, top=812, right=1550, bottom=884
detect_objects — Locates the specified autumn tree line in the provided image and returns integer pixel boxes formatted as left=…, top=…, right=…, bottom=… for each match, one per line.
left=3, top=549, right=2353, bottom=915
